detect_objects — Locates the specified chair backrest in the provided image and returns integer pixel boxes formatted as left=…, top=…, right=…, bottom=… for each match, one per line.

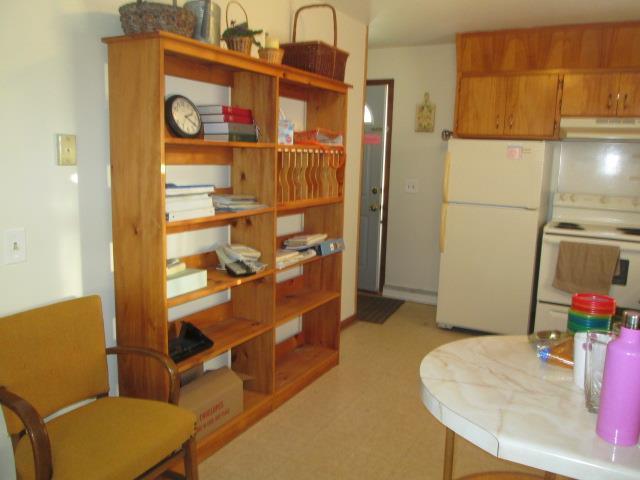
left=0, top=295, right=109, bottom=434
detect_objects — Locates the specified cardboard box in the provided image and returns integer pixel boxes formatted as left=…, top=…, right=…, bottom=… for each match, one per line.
left=179, top=367, right=243, bottom=439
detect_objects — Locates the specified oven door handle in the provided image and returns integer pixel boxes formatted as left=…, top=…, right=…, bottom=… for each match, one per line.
left=543, top=235, right=640, bottom=252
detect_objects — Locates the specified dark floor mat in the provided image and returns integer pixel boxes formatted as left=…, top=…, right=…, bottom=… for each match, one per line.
left=357, top=294, right=404, bottom=324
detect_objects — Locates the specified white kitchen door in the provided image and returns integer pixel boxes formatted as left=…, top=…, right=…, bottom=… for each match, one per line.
left=436, top=203, right=541, bottom=334
left=445, top=139, right=549, bottom=209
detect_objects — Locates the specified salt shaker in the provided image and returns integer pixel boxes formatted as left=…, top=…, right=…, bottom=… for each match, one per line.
left=596, top=310, right=640, bottom=446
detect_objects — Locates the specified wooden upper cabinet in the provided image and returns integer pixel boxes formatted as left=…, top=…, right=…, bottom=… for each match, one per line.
left=618, top=73, right=640, bottom=116
left=456, top=76, right=506, bottom=136
left=607, top=24, right=640, bottom=69
left=505, top=74, right=560, bottom=137
left=456, top=74, right=559, bottom=138
left=561, top=73, right=620, bottom=117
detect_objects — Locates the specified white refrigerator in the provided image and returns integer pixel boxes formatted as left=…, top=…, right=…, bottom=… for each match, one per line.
left=436, top=139, right=551, bottom=334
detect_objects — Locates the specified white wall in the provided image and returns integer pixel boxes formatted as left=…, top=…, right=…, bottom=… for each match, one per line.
left=367, top=44, right=457, bottom=303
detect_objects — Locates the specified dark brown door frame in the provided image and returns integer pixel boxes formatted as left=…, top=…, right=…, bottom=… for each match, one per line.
left=365, top=79, right=394, bottom=294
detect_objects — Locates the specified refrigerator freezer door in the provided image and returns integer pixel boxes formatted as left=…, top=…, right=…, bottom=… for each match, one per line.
left=446, top=139, right=548, bottom=209
left=436, top=203, right=540, bottom=334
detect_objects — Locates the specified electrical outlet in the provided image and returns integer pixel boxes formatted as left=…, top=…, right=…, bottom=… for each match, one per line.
left=4, top=228, right=26, bottom=264
left=57, top=134, right=77, bottom=166
left=405, top=179, right=419, bottom=193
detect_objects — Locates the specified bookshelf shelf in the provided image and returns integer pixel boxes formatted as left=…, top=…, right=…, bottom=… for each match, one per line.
left=105, top=31, right=347, bottom=464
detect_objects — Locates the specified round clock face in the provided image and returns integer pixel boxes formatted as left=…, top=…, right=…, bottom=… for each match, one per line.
left=165, top=95, right=202, bottom=138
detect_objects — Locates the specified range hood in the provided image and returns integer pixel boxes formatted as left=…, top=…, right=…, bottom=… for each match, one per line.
left=560, top=117, right=640, bottom=140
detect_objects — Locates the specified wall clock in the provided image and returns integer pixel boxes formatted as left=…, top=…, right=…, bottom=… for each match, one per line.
left=165, top=95, right=202, bottom=138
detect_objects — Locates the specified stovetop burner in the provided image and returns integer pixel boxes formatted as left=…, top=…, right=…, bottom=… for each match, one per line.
left=618, top=227, right=640, bottom=236
left=555, top=222, right=584, bottom=230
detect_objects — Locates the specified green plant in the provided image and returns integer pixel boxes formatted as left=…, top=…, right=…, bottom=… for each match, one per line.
left=222, top=21, right=263, bottom=47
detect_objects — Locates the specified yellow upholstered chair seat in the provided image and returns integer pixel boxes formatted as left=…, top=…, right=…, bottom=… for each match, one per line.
left=14, top=396, right=196, bottom=480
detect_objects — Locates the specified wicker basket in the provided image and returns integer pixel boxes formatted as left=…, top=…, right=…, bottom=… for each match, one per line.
left=258, top=48, right=284, bottom=64
left=281, top=4, right=349, bottom=81
left=223, top=1, right=254, bottom=55
left=119, top=0, right=196, bottom=36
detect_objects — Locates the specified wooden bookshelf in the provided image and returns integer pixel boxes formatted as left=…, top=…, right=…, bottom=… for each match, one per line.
left=104, top=32, right=348, bottom=463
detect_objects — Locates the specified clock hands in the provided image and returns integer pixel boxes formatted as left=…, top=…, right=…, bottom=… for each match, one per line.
left=184, top=112, right=198, bottom=128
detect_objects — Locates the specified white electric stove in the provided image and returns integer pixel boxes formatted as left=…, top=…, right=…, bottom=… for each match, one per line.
left=534, top=193, right=640, bottom=332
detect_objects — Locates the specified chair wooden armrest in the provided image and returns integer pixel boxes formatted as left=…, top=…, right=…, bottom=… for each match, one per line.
left=106, top=346, right=180, bottom=404
left=0, top=386, right=52, bottom=480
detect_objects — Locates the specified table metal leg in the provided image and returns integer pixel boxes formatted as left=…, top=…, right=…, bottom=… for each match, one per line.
left=443, top=427, right=455, bottom=480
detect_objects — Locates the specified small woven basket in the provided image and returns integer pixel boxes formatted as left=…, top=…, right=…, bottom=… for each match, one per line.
left=258, top=48, right=284, bottom=64
left=119, top=0, right=196, bottom=36
left=224, top=1, right=254, bottom=55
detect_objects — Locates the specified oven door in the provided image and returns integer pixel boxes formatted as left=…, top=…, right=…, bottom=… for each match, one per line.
left=537, top=233, right=640, bottom=309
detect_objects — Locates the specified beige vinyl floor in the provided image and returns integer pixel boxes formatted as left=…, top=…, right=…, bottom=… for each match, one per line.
left=199, top=302, right=543, bottom=479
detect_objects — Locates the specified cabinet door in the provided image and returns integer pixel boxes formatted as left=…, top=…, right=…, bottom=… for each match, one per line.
left=505, top=74, right=559, bottom=137
left=561, top=73, right=619, bottom=117
left=617, top=73, right=640, bottom=117
left=456, top=76, right=506, bottom=137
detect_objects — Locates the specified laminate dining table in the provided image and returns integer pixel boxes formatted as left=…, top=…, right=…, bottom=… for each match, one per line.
left=419, top=335, right=640, bottom=480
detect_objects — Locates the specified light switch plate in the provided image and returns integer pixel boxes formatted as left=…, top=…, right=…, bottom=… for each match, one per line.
left=57, top=134, right=77, bottom=166
left=4, top=228, right=26, bottom=264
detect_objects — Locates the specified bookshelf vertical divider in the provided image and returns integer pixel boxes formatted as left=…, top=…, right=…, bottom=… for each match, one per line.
left=104, top=32, right=349, bottom=461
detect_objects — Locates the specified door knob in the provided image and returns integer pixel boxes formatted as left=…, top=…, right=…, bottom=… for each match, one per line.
left=371, top=187, right=379, bottom=194
left=369, top=203, right=380, bottom=212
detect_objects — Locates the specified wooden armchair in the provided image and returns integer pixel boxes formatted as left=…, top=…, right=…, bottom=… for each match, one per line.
left=0, top=295, right=198, bottom=480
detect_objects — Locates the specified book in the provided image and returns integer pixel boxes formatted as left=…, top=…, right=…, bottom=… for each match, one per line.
left=229, top=244, right=261, bottom=261
left=167, top=268, right=207, bottom=298
left=204, top=133, right=258, bottom=143
left=203, top=122, right=257, bottom=135
left=197, top=105, right=252, bottom=116
left=200, top=113, right=253, bottom=124
left=166, top=195, right=213, bottom=213
left=166, top=207, right=215, bottom=222
left=165, top=183, right=215, bottom=196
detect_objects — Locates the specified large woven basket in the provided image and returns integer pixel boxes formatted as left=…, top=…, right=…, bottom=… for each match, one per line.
left=281, top=4, right=349, bottom=81
left=119, top=0, right=195, bottom=36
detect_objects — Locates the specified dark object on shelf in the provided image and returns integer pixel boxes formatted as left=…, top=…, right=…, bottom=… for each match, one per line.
left=281, top=4, right=349, bottom=81
left=119, top=0, right=196, bottom=36
left=169, top=321, right=214, bottom=363
left=225, top=260, right=256, bottom=277
left=165, top=95, right=203, bottom=138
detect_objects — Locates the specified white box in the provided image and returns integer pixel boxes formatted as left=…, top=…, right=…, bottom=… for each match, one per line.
left=167, top=268, right=207, bottom=298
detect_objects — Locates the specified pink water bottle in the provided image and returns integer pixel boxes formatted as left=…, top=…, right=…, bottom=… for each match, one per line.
left=596, top=310, right=640, bottom=446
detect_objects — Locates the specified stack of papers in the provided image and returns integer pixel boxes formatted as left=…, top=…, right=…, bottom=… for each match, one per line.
left=276, top=249, right=316, bottom=270
left=165, top=183, right=215, bottom=221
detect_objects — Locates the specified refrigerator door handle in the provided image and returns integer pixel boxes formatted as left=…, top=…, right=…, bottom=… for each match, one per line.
left=440, top=203, right=448, bottom=254
left=443, top=151, right=451, bottom=203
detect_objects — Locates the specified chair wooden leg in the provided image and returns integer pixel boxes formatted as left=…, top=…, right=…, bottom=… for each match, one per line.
left=183, top=436, right=199, bottom=480
left=443, top=427, right=455, bottom=480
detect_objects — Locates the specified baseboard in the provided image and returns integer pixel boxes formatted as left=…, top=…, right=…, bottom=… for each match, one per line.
left=340, top=314, right=358, bottom=330
left=382, top=285, right=437, bottom=305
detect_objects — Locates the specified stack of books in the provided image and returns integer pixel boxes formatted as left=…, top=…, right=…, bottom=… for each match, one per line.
left=197, top=105, right=259, bottom=143
left=283, top=233, right=328, bottom=250
left=210, top=194, right=267, bottom=212
left=166, top=183, right=215, bottom=221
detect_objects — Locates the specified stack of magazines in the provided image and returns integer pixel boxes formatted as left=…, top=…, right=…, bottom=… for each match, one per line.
left=283, top=233, right=328, bottom=250
left=210, top=194, right=267, bottom=212
left=276, top=248, right=316, bottom=270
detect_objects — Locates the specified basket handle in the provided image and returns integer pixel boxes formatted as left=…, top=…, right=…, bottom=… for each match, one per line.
left=292, top=3, right=337, bottom=48
left=135, top=0, right=180, bottom=8
left=226, top=0, right=249, bottom=29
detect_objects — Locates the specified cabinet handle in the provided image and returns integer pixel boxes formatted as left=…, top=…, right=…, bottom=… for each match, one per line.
left=607, top=93, right=613, bottom=110
left=495, top=115, right=500, bottom=129
left=623, top=93, right=629, bottom=110
left=508, top=114, right=514, bottom=129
